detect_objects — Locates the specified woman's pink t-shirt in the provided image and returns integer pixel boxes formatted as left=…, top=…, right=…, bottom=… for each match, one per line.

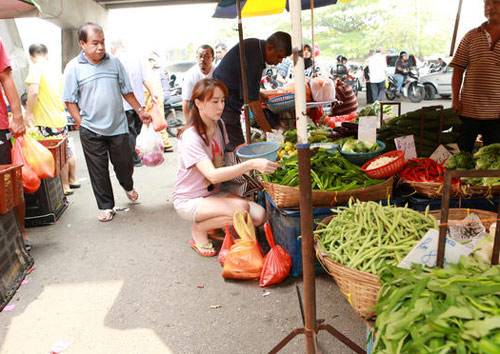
left=172, top=124, right=225, bottom=206
left=0, top=40, right=11, bottom=130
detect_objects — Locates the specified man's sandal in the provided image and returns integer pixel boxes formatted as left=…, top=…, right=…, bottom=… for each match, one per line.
left=98, top=209, right=115, bottom=222
left=189, top=238, right=217, bottom=257
left=125, top=189, right=139, bottom=202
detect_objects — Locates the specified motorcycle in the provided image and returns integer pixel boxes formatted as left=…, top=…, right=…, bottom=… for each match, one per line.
left=163, top=75, right=185, bottom=137
left=385, top=67, right=424, bottom=103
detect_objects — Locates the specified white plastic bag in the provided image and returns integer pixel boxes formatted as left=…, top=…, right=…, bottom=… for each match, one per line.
left=136, top=124, right=164, bottom=167
left=310, top=77, right=336, bottom=102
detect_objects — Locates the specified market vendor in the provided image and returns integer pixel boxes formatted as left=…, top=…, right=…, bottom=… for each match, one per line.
left=172, top=78, right=279, bottom=257
left=329, top=77, right=359, bottom=117
left=450, top=0, right=500, bottom=152
left=213, top=31, right=292, bottom=149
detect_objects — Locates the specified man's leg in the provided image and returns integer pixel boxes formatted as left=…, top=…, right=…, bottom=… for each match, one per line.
left=365, top=83, right=374, bottom=104
left=108, top=133, right=134, bottom=193
left=126, top=110, right=141, bottom=165
left=221, top=110, right=245, bottom=150
left=79, top=127, right=115, bottom=210
left=370, top=83, right=379, bottom=102
left=0, top=129, right=12, bottom=165
left=480, top=119, right=500, bottom=146
left=394, top=74, right=404, bottom=92
left=457, top=117, right=480, bottom=152
left=376, top=82, right=386, bottom=101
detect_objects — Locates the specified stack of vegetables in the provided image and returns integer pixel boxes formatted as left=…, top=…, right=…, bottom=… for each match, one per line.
left=445, top=143, right=500, bottom=186
left=341, top=139, right=382, bottom=154
left=261, top=150, right=383, bottom=191
left=399, top=158, right=447, bottom=183
left=373, top=257, right=500, bottom=353
left=314, top=200, right=438, bottom=276
left=377, top=108, right=460, bottom=157
left=356, top=101, right=396, bottom=122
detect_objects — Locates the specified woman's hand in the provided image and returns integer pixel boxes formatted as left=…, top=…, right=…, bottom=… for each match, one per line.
left=252, top=158, right=280, bottom=174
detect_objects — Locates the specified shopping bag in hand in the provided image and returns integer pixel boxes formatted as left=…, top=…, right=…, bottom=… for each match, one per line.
left=218, top=224, right=235, bottom=266
left=259, top=223, right=292, bottom=287
left=136, top=124, right=164, bottom=167
left=11, top=137, right=41, bottom=193
left=222, top=210, right=264, bottom=280
left=146, top=100, right=167, bottom=132
left=21, top=134, right=55, bottom=178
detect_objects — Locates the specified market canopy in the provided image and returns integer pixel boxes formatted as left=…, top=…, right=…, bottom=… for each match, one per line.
left=213, top=0, right=355, bottom=18
left=0, top=0, right=40, bottom=19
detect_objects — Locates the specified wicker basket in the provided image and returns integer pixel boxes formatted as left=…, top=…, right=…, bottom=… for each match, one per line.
left=261, top=176, right=394, bottom=209
left=314, top=215, right=381, bottom=319
left=429, top=208, right=498, bottom=232
left=459, top=184, right=500, bottom=200
left=266, top=93, right=295, bottom=114
left=399, top=179, right=462, bottom=199
left=361, top=150, right=404, bottom=179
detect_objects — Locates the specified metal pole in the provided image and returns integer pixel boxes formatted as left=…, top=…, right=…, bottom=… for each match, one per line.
left=237, top=0, right=252, bottom=143
left=291, top=1, right=317, bottom=353
left=437, top=170, right=452, bottom=268
left=310, top=0, right=316, bottom=76
left=449, top=0, right=463, bottom=57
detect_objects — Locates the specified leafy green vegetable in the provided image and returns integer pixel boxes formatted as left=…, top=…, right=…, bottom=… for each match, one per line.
left=341, top=139, right=381, bottom=153
left=444, top=151, right=475, bottom=170
left=373, top=256, right=500, bottom=354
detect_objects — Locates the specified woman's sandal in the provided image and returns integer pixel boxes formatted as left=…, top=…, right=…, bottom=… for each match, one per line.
left=125, top=189, right=139, bottom=202
left=189, top=238, right=217, bottom=257
left=98, top=209, right=115, bottom=222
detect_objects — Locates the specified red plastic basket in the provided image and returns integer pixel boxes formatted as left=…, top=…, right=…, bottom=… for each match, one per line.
left=0, top=165, right=22, bottom=214
left=361, top=150, right=405, bottom=179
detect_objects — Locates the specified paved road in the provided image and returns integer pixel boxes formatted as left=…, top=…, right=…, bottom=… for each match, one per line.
left=0, top=95, right=450, bottom=354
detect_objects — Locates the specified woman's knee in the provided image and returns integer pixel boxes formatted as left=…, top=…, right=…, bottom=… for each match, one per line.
left=249, top=202, right=266, bottom=226
left=228, top=198, right=250, bottom=213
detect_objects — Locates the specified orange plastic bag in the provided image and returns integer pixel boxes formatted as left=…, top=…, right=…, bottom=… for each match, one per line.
left=11, top=137, right=41, bottom=193
left=222, top=210, right=264, bottom=280
left=21, top=134, right=55, bottom=178
left=259, top=223, right=292, bottom=287
left=218, top=224, right=234, bottom=266
left=146, top=101, right=167, bottom=132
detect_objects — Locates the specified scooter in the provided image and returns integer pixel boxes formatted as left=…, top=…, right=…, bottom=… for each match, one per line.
left=164, top=91, right=184, bottom=138
left=385, top=67, right=424, bottom=103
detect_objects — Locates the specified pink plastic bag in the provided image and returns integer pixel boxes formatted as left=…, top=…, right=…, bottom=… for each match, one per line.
left=310, top=77, right=336, bottom=102
left=136, top=124, right=164, bottom=167
left=146, top=101, right=168, bottom=132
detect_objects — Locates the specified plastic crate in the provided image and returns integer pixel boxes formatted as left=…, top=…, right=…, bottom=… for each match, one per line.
left=408, top=195, right=499, bottom=213
left=0, top=208, right=34, bottom=310
left=38, top=137, right=68, bottom=176
left=24, top=175, right=68, bottom=227
left=0, top=165, right=22, bottom=214
left=265, top=192, right=332, bottom=277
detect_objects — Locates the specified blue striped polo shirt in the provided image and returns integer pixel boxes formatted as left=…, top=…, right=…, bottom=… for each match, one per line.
left=62, top=51, right=132, bottom=136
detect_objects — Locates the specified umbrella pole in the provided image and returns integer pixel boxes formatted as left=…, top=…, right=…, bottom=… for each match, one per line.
left=237, top=0, right=252, bottom=143
left=310, top=0, right=316, bottom=76
left=268, top=1, right=366, bottom=353
left=449, top=0, right=463, bottom=57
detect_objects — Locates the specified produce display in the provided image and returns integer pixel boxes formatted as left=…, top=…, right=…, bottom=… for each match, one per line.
left=445, top=144, right=500, bottom=186
left=314, top=200, right=438, bottom=275
left=356, top=101, right=396, bottom=121
left=399, top=158, right=447, bottom=183
left=319, top=111, right=356, bottom=128
left=341, top=139, right=382, bottom=154
left=377, top=108, right=460, bottom=157
left=261, top=150, right=384, bottom=191
left=373, top=257, right=500, bottom=353
left=366, top=156, right=398, bottom=170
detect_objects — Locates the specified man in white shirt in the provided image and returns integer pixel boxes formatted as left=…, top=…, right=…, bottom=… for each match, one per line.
left=367, top=47, right=388, bottom=101
left=182, top=45, right=215, bottom=124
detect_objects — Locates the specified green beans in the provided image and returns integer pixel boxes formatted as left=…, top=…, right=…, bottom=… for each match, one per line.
left=314, top=200, right=438, bottom=276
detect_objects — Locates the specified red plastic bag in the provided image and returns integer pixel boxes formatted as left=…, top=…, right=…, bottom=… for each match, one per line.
left=218, top=224, right=234, bottom=266
left=259, top=223, right=292, bottom=287
left=222, top=210, right=264, bottom=280
left=11, top=137, right=41, bottom=193
left=22, top=134, right=55, bottom=178
left=146, top=100, right=167, bottom=132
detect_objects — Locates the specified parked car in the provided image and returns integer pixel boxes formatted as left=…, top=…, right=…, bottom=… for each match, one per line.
left=347, top=62, right=365, bottom=91
left=419, top=65, right=453, bottom=100
left=165, top=61, right=196, bottom=84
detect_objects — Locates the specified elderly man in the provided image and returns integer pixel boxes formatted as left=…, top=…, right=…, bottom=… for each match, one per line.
left=182, top=45, right=215, bottom=124
left=214, top=43, right=227, bottom=66
left=450, top=0, right=500, bottom=152
left=213, top=31, right=292, bottom=148
left=63, top=22, right=151, bottom=222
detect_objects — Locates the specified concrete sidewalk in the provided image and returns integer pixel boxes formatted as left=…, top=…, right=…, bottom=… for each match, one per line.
left=0, top=132, right=367, bottom=354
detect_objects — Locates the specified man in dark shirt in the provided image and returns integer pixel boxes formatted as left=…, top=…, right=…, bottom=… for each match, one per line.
left=213, top=31, right=292, bottom=148
left=394, top=51, right=410, bottom=95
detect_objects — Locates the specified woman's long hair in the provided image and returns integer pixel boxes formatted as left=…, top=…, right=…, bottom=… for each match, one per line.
left=178, top=78, right=228, bottom=146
